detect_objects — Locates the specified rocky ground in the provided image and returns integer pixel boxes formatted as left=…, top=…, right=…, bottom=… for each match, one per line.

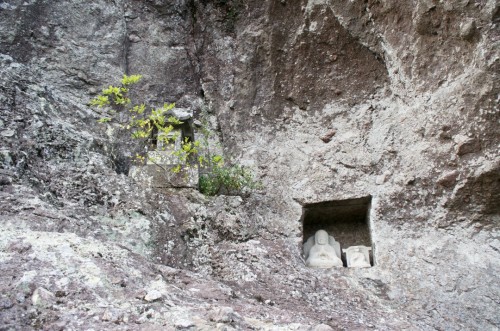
left=0, top=0, right=499, bottom=330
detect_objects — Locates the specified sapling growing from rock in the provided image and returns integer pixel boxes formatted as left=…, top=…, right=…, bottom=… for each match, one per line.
left=90, top=74, right=259, bottom=196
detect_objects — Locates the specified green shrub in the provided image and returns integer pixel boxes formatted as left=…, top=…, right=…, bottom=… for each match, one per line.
left=199, top=160, right=259, bottom=196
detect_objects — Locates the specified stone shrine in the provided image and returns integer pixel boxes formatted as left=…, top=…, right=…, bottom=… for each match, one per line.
left=300, top=197, right=373, bottom=259
left=129, top=108, right=198, bottom=188
left=343, top=246, right=372, bottom=268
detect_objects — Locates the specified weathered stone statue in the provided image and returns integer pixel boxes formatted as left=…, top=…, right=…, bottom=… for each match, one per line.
left=303, top=230, right=343, bottom=268
left=342, top=246, right=372, bottom=268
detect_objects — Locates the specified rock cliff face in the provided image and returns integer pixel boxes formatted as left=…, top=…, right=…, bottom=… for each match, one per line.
left=0, top=0, right=498, bottom=330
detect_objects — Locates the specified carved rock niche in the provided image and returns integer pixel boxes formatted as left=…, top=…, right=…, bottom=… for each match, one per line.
left=301, top=196, right=373, bottom=267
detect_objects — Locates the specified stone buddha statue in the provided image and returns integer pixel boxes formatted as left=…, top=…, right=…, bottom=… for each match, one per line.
left=303, top=230, right=343, bottom=268
left=342, top=246, right=371, bottom=268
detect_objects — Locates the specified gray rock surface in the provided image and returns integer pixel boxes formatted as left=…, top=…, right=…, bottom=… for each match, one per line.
left=0, top=0, right=498, bottom=330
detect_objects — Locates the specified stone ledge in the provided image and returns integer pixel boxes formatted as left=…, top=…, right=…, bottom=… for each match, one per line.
left=129, top=164, right=198, bottom=189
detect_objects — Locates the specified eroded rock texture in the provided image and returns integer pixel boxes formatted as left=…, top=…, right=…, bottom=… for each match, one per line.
left=0, top=0, right=498, bottom=330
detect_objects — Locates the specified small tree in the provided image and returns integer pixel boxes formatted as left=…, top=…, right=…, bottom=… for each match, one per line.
left=90, top=74, right=260, bottom=196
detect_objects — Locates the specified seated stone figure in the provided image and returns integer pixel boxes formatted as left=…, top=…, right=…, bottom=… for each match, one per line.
left=303, top=230, right=343, bottom=268
left=342, top=246, right=371, bottom=268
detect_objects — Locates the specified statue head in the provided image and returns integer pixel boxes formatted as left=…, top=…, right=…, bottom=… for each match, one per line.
left=314, top=230, right=329, bottom=245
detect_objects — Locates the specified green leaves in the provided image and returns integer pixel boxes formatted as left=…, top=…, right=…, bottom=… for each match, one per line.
left=166, top=115, right=181, bottom=126
left=171, top=138, right=199, bottom=165
left=102, top=85, right=121, bottom=96
left=90, top=95, right=110, bottom=108
left=100, top=85, right=130, bottom=105
left=131, top=130, right=149, bottom=139
left=90, top=75, right=142, bottom=120
left=162, top=102, right=175, bottom=112
left=131, top=104, right=146, bottom=114
left=149, top=104, right=177, bottom=128
left=212, top=154, right=223, bottom=166
left=97, top=117, right=112, bottom=123
left=121, top=74, right=142, bottom=86
left=199, top=163, right=259, bottom=196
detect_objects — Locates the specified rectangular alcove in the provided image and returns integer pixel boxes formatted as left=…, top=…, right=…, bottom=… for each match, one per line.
left=301, top=196, right=373, bottom=267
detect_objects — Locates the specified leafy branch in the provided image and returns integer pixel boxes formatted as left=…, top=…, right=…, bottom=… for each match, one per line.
left=90, top=74, right=260, bottom=196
